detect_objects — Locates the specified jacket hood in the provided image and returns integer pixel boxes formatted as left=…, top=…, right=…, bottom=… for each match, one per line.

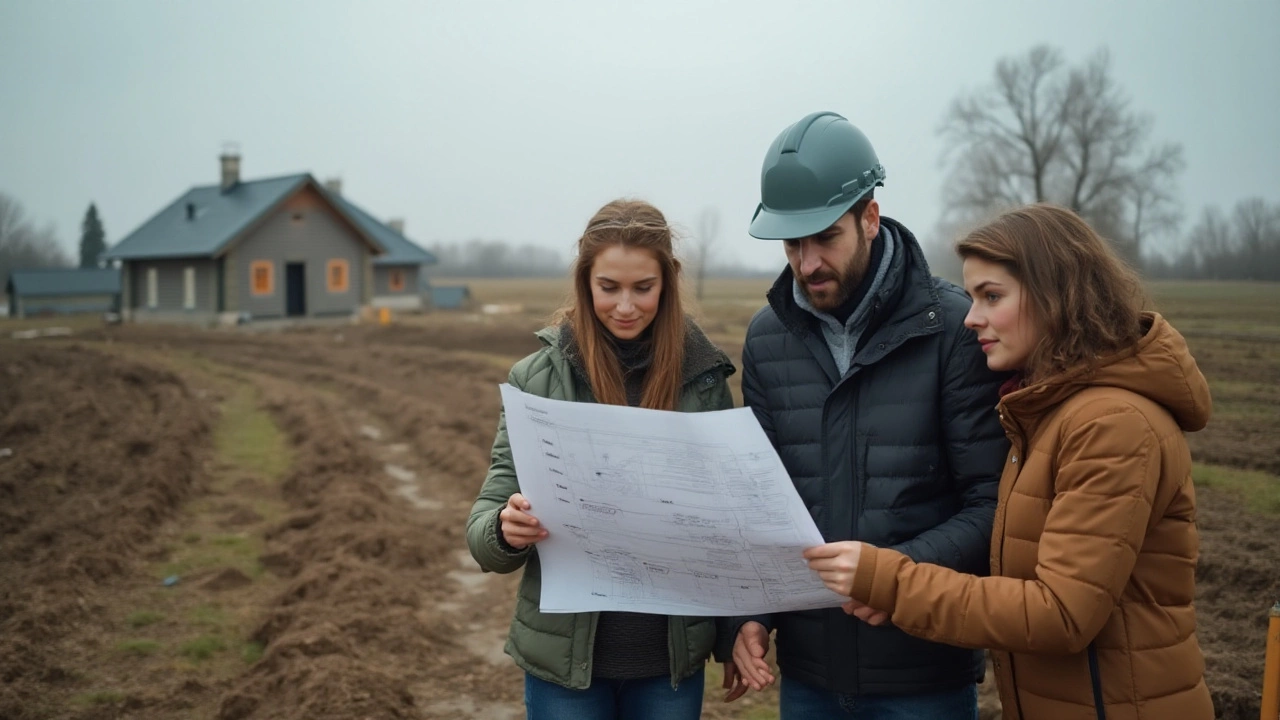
left=1002, top=312, right=1211, bottom=432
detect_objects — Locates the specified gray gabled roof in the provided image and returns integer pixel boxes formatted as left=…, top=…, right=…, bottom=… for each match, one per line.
left=101, top=173, right=436, bottom=267
left=330, top=195, right=437, bottom=266
left=6, top=267, right=121, bottom=297
left=102, top=174, right=313, bottom=261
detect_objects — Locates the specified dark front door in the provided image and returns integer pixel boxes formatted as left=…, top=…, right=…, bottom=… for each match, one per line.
left=285, top=263, right=306, bottom=317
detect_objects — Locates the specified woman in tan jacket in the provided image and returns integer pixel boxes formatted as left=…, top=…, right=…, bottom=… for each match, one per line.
left=803, top=204, right=1215, bottom=720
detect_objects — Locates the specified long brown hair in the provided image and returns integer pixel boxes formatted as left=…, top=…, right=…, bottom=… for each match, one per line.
left=955, top=204, right=1147, bottom=382
left=553, top=199, right=686, bottom=410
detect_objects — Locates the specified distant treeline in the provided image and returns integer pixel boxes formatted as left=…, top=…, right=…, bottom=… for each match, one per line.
left=0, top=193, right=73, bottom=291
left=1144, top=198, right=1280, bottom=282
left=422, top=238, right=774, bottom=279
left=424, top=240, right=567, bottom=277
left=927, top=196, right=1280, bottom=284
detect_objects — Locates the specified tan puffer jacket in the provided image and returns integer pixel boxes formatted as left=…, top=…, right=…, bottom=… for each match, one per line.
left=851, top=313, right=1214, bottom=720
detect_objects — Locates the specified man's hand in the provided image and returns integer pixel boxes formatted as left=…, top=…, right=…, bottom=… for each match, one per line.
left=721, top=661, right=747, bottom=702
left=498, top=492, right=546, bottom=549
left=842, top=598, right=889, bottom=626
left=725, top=621, right=774, bottom=700
left=803, top=540, right=865, bottom=597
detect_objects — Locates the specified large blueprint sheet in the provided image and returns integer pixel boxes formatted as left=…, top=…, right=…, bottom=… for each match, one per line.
left=499, top=383, right=846, bottom=616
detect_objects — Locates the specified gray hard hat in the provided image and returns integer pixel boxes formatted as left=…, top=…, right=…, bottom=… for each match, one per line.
left=749, top=111, right=886, bottom=240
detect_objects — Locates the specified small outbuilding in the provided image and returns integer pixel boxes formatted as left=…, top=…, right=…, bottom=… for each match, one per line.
left=5, top=267, right=121, bottom=318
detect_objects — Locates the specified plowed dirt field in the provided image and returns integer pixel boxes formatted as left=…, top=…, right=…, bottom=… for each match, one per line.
left=1, top=309, right=1276, bottom=719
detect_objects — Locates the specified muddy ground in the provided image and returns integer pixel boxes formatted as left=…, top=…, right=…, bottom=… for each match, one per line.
left=0, top=319, right=1276, bottom=719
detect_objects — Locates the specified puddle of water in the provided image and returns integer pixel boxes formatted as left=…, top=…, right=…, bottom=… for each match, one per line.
left=359, top=424, right=382, bottom=440
left=447, top=568, right=490, bottom=592
left=436, top=600, right=464, bottom=615
left=385, top=463, right=444, bottom=510
left=395, top=484, right=443, bottom=510
left=395, top=485, right=442, bottom=511
left=384, top=463, right=415, bottom=482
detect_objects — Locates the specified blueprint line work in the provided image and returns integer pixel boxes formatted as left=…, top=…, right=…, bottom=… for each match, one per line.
left=499, top=383, right=846, bottom=616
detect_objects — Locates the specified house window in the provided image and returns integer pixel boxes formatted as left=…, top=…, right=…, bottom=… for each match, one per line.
left=327, top=259, right=349, bottom=293
left=146, top=267, right=158, bottom=309
left=183, top=266, right=196, bottom=309
left=251, top=261, right=274, bottom=296
left=388, top=269, right=405, bottom=292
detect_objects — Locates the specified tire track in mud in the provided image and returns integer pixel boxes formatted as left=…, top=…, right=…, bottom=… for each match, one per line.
left=120, top=329, right=529, bottom=718
left=120, top=329, right=505, bottom=498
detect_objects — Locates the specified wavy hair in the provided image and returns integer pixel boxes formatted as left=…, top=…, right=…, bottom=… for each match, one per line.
left=955, top=204, right=1147, bottom=382
left=553, top=199, right=685, bottom=409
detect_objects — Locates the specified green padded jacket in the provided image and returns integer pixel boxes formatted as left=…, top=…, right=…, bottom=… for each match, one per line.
left=466, top=321, right=735, bottom=689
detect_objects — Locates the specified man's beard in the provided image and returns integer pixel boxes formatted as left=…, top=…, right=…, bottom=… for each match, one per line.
left=799, top=224, right=869, bottom=312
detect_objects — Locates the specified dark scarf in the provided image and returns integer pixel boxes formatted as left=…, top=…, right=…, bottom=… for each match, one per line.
left=999, top=372, right=1026, bottom=397
left=606, top=328, right=653, bottom=407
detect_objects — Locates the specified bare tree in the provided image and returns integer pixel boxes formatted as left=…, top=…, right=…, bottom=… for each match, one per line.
left=0, top=192, right=26, bottom=246
left=941, top=45, right=1067, bottom=214
left=692, top=207, right=719, bottom=300
left=1189, top=206, right=1235, bottom=280
left=1231, top=198, right=1280, bottom=281
left=1164, top=199, right=1280, bottom=281
left=939, top=45, right=1184, bottom=264
left=1, top=192, right=72, bottom=290
left=1126, top=144, right=1185, bottom=259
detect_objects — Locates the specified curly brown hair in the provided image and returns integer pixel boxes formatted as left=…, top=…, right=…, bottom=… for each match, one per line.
left=955, top=204, right=1148, bottom=382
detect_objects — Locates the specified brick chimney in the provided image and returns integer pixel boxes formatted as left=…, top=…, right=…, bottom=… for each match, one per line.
left=219, top=144, right=241, bottom=192
left=387, top=218, right=405, bottom=235
left=324, top=178, right=343, bottom=196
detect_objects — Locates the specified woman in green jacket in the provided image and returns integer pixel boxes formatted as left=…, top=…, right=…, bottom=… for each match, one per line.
left=466, top=198, right=736, bottom=720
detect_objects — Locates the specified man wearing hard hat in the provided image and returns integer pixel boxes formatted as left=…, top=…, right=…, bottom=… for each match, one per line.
left=720, top=111, right=1008, bottom=719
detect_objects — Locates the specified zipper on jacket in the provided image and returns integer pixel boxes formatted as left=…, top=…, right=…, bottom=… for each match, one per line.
left=1087, top=642, right=1107, bottom=720
left=1007, top=654, right=1027, bottom=720
left=580, top=611, right=599, bottom=686
left=667, top=616, right=687, bottom=689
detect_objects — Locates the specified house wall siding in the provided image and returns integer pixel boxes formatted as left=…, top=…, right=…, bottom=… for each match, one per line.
left=19, top=293, right=116, bottom=311
left=372, top=265, right=423, bottom=310
left=373, top=265, right=420, bottom=295
left=125, top=258, right=217, bottom=318
left=232, top=187, right=368, bottom=318
left=120, top=262, right=133, bottom=318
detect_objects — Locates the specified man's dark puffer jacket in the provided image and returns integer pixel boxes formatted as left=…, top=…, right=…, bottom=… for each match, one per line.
left=721, top=217, right=1009, bottom=695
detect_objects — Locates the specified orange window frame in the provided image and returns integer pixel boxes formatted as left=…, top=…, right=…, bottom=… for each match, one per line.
left=388, top=269, right=405, bottom=292
left=327, top=259, right=349, bottom=293
left=250, top=261, right=274, bottom=296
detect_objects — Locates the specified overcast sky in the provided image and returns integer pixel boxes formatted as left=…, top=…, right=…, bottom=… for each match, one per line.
left=1, top=1, right=1277, bottom=271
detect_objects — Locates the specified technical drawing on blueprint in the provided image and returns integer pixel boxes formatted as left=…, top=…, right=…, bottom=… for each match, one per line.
left=498, top=383, right=846, bottom=616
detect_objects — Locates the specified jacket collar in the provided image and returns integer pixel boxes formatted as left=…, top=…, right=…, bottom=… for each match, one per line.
left=998, top=312, right=1211, bottom=441
left=765, top=216, right=945, bottom=361
left=535, top=317, right=734, bottom=388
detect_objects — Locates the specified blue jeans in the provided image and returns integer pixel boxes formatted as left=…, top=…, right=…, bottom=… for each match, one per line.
left=780, top=676, right=978, bottom=719
left=524, top=670, right=705, bottom=720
